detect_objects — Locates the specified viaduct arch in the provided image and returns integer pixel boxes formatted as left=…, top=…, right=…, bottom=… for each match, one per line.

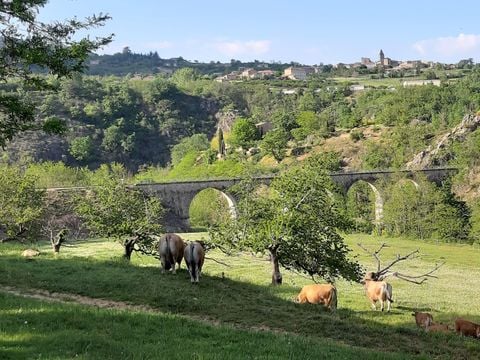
left=136, top=168, right=457, bottom=231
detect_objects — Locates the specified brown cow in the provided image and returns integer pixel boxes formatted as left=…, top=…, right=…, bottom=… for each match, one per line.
left=295, top=284, right=337, bottom=311
left=427, top=322, right=450, bottom=334
left=412, top=311, right=433, bottom=329
left=184, top=241, right=205, bottom=284
left=455, top=318, right=480, bottom=338
left=361, top=272, right=393, bottom=312
left=158, top=233, right=185, bottom=274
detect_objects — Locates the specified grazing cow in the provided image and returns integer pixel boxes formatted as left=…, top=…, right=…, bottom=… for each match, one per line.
left=361, top=272, right=393, bottom=312
left=295, top=284, right=337, bottom=311
left=184, top=241, right=205, bottom=284
left=427, top=322, right=450, bottom=334
left=158, top=233, right=185, bottom=274
left=412, top=311, right=433, bottom=329
left=455, top=318, right=480, bottom=338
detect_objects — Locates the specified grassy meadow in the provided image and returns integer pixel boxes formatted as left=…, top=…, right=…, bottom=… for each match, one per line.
left=1, top=233, right=480, bottom=359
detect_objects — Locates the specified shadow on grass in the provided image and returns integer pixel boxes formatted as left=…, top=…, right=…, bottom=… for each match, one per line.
left=0, top=254, right=478, bottom=359
left=0, top=293, right=409, bottom=360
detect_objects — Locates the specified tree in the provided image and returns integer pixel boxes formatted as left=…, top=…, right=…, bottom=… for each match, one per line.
left=0, top=166, right=45, bottom=241
left=171, top=133, right=209, bottom=166
left=291, top=111, right=323, bottom=141
left=171, top=68, right=200, bottom=89
left=358, top=243, right=444, bottom=284
left=260, top=128, right=289, bottom=162
left=229, top=118, right=259, bottom=149
left=0, top=1, right=112, bottom=148
left=75, top=164, right=164, bottom=260
left=210, top=164, right=362, bottom=285
left=69, top=136, right=94, bottom=162
left=217, top=128, right=226, bottom=157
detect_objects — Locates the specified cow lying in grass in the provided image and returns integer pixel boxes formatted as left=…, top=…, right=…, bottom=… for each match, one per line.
left=455, top=318, right=480, bottom=338
left=427, top=323, right=450, bottom=333
left=295, top=284, right=337, bottom=311
left=412, top=311, right=433, bottom=329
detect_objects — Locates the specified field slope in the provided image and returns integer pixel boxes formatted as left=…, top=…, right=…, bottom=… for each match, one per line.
left=1, top=234, right=479, bottom=359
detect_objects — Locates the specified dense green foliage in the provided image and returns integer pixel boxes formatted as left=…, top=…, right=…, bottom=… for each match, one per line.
left=0, top=166, right=44, bottom=240
left=229, top=117, right=260, bottom=148
left=1, top=62, right=480, bottom=245
left=189, top=189, right=231, bottom=229
left=1, top=75, right=218, bottom=169
left=0, top=0, right=112, bottom=147
left=211, top=163, right=362, bottom=283
left=74, top=164, right=163, bottom=258
left=171, top=133, right=210, bottom=166
left=3, top=68, right=480, bottom=173
left=382, top=178, right=470, bottom=242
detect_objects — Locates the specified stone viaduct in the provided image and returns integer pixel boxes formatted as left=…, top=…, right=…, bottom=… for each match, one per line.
left=136, top=167, right=457, bottom=231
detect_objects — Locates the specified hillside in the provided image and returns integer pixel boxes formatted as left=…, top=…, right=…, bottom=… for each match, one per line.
left=2, top=68, right=480, bottom=182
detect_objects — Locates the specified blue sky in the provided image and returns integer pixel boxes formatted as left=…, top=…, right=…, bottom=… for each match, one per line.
left=40, top=0, right=480, bottom=64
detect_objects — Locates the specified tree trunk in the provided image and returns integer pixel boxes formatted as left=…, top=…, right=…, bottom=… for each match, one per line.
left=52, top=243, right=61, bottom=253
left=51, top=229, right=67, bottom=254
left=269, top=247, right=282, bottom=285
left=123, top=238, right=136, bottom=260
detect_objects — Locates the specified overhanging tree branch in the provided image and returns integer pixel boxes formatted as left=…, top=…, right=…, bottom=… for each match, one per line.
left=358, top=243, right=444, bottom=284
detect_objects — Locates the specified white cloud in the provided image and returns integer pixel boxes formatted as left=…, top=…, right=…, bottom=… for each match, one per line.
left=213, top=40, right=271, bottom=56
left=413, top=33, right=480, bottom=59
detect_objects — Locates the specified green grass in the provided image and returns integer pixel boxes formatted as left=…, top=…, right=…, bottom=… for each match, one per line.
left=1, top=293, right=404, bottom=360
left=1, top=234, right=480, bottom=359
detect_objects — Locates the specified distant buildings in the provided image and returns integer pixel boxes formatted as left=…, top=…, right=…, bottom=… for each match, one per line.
left=403, top=79, right=441, bottom=87
left=283, top=66, right=315, bottom=80
left=212, top=48, right=457, bottom=85
left=215, top=68, right=276, bottom=82
left=350, top=84, right=365, bottom=92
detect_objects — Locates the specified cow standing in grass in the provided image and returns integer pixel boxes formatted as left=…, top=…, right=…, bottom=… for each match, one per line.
left=184, top=241, right=205, bottom=284
left=361, top=272, right=393, bottom=312
left=158, top=233, right=185, bottom=274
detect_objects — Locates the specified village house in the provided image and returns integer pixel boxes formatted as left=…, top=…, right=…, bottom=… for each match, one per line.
left=214, top=71, right=241, bottom=82
left=283, top=66, right=315, bottom=80
left=241, top=68, right=258, bottom=79
left=258, top=70, right=275, bottom=78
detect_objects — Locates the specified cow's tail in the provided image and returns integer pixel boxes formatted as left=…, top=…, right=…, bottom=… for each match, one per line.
left=164, top=234, right=174, bottom=270
left=385, top=283, right=394, bottom=303
left=188, top=242, right=196, bottom=281
left=329, top=286, right=338, bottom=311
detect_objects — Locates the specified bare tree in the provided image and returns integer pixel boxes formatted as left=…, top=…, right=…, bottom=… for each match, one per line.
left=358, top=243, right=445, bottom=284
left=51, top=229, right=68, bottom=253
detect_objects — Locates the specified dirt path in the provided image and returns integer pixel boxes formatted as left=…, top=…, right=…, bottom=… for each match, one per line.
left=0, top=285, right=282, bottom=332
left=0, top=285, right=157, bottom=313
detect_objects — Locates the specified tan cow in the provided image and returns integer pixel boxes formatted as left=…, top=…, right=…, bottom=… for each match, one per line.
left=158, top=233, right=185, bottom=274
left=295, top=284, right=337, bottom=311
left=361, top=272, right=393, bottom=312
left=184, top=241, right=205, bottom=284
left=427, top=322, right=450, bottom=334
left=455, top=318, right=480, bottom=338
left=412, top=311, right=433, bottom=329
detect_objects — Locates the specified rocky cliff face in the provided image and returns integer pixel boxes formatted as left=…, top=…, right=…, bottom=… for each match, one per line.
left=406, top=114, right=480, bottom=170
